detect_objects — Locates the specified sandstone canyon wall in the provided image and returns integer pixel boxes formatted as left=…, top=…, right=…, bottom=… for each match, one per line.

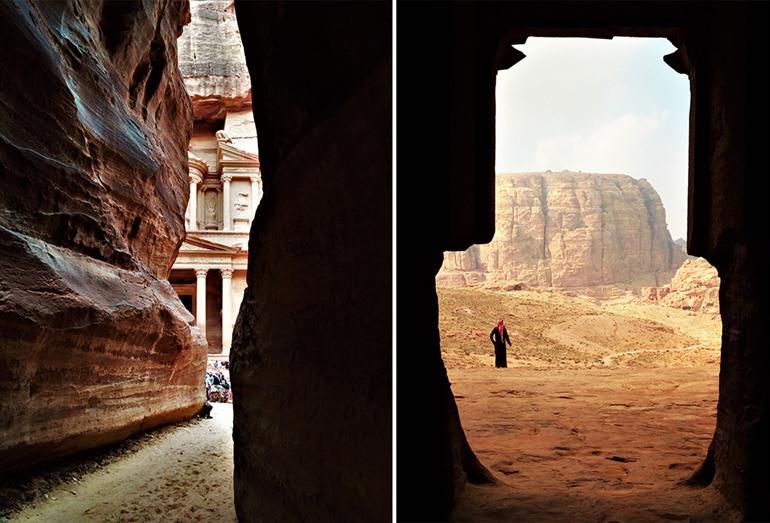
left=178, top=0, right=257, bottom=166
left=641, top=257, right=720, bottom=317
left=0, top=0, right=206, bottom=473
left=233, top=2, right=391, bottom=521
left=438, top=171, right=686, bottom=291
left=178, top=0, right=251, bottom=123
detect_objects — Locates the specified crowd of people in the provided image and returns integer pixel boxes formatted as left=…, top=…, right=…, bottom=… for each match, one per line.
left=205, top=360, right=232, bottom=403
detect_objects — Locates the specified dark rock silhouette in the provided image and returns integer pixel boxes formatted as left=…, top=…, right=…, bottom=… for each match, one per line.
left=231, top=2, right=392, bottom=521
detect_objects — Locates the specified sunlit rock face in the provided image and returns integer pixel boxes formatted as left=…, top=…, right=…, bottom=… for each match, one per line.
left=640, top=257, right=720, bottom=317
left=178, top=0, right=252, bottom=123
left=0, top=0, right=205, bottom=473
left=438, top=171, right=686, bottom=290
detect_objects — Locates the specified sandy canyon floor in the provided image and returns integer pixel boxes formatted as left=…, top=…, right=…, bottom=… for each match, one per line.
left=4, top=403, right=235, bottom=522
left=439, top=287, right=737, bottom=522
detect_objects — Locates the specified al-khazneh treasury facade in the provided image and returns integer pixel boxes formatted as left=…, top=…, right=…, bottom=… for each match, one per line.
left=171, top=0, right=260, bottom=355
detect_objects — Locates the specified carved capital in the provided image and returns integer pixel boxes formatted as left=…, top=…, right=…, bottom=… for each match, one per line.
left=249, top=175, right=260, bottom=184
left=220, top=268, right=233, bottom=279
left=221, top=174, right=233, bottom=183
left=190, top=173, right=202, bottom=185
left=195, top=268, right=209, bottom=279
left=188, top=154, right=209, bottom=177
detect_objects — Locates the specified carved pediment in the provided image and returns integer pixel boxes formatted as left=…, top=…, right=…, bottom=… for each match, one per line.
left=180, top=235, right=242, bottom=254
left=216, top=142, right=260, bottom=174
left=219, top=142, right=259, bottom=162
left=179, top=241, right=211, bottom=252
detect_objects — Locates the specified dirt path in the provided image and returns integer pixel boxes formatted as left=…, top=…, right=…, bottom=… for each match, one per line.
left=10, top=403, right=235, bottom=523
left=598, top=343, right=705, bottom=366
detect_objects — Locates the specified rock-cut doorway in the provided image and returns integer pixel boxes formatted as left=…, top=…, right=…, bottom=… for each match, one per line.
left=438, top=36, right=727, bottom=522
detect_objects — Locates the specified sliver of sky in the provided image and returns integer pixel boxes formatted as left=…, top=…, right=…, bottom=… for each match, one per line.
left=496, top=37, right=689, bottom=240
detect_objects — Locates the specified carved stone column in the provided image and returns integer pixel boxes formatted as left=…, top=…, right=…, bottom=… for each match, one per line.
left=221, top=268, right=233, bottom=355
left=195, top=268, right=208, bottom=335
left=189, top=174, right=201, bottom=231
left=222, top=174, right=232, bottom=231
left=250, top=174, right=261, bottom=218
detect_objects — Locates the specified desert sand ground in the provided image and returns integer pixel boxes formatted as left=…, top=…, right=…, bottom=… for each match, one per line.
left=7, top=403, right=235, bottom=522
left=440, top=287, right=735, bottom=522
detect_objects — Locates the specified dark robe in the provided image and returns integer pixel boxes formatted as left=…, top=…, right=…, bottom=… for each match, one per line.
left=198, top=401, right=213, bottom=419
left=490, top=327, right=512, bottom=368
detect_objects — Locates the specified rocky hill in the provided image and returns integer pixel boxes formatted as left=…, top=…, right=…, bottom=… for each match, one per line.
left=640, top=257, right=720, bottom=317
left=178, top=0, right=252, bottom=122
left=438, top=171, right=686, bottom=292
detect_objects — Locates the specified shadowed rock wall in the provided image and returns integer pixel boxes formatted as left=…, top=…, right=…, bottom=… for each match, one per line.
left=232, top=2, right=391, bottom=521
left=0, top=0, right=205, bottom=473
left=687, top=5, right=770, bottom=519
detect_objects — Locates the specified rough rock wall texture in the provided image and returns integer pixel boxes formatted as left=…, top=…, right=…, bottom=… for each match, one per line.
left=0, top=0, right=205, bottom=473
left=178, top=0, right=251, bottom=122
left=689, top=5, right=770, bottom=519
left=232, top=2, right=391, bottom=521
left=437, top=172, right=686, bottom=290
left=397, top=4, right=504, bottom=520
left=640, top=257, right=720, bottom=317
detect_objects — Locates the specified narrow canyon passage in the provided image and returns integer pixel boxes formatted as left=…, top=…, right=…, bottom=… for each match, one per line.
left=10, top=404, right=235, bottom=523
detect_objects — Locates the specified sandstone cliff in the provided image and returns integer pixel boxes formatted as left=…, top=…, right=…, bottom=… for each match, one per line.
left=640, top=257, right=720, bottom=317
left=178, top=0, right=251, bottom=122
left=437, top=171, right=686, bottom=291
left=0, top=0, right=206, bottom=473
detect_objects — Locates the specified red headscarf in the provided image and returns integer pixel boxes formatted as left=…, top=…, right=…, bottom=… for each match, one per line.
left=498, top=319, right=505, bottom=337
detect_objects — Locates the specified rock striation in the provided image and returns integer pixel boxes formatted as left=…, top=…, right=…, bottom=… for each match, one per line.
left=178, top=0, right=252, bottom=122
left=437, top=171, right=686, bottom=291
left=640, top=257, right=720, bottom=317
left=0, top=0, right=205, bottom=473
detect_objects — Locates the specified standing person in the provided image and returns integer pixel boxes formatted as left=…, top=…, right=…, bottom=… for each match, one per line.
left=490, top=319, right=512, bottom=368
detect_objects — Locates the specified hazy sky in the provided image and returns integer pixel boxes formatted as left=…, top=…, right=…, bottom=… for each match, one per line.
left=496, top=37, right=689, bottom=240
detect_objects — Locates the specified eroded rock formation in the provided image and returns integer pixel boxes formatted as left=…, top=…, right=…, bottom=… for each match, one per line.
left=437, top=171, right=686, bottom=291
left=640, top=257, right=720, bottom=317
left=0, top=0, right=205, bottom=473
left=178, top=0, right=251, bottom=122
